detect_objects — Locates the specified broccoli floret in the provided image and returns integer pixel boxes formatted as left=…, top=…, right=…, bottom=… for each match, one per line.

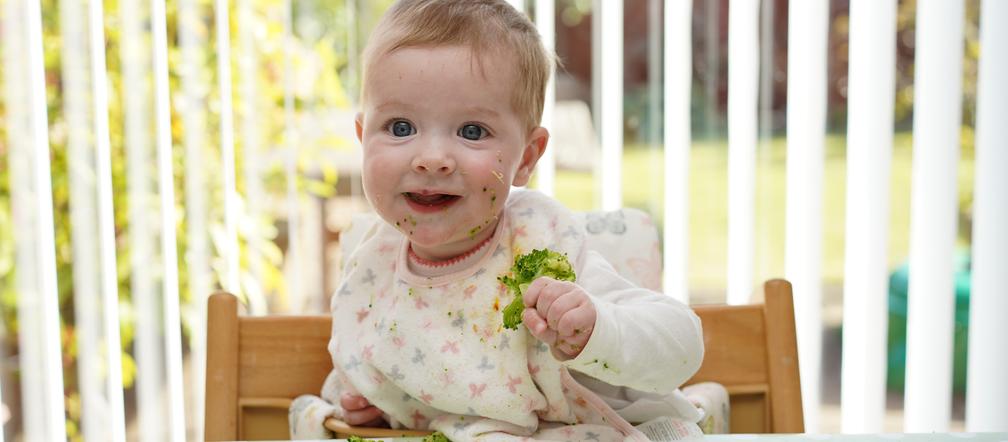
left=498, top=249, right=576, bottom=329
left=422, top=431, right=451, bottom=442
left=345, top=436, right=366, bottom=442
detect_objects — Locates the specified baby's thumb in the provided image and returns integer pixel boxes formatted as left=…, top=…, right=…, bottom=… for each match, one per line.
left=339, top=393, right=369, bottom=410
left=522, top=309, right=557, bottom=344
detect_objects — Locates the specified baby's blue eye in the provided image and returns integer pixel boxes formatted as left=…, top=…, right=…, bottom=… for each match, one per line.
left=458, top=124, right=486, bottom=141
left=390, top=121, right=415, bottom=137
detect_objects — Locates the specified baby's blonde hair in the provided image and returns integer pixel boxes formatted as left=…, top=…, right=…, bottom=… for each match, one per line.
left=361, top=0, right=553, bottom=131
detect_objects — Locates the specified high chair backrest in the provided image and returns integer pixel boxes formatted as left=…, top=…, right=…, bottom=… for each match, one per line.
left=685, top=279, right=805, bottom=433
left=204, top=293, right=331, bottom=441
left=204, top=279, right=803, bottom=440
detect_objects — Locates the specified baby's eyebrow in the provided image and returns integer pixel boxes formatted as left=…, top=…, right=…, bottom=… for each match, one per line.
left=374, top=100, right=416, bottom=113
left=463, top=106, right=500, bottom=119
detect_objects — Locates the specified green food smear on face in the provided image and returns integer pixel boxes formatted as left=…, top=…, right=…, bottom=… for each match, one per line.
left=497, top=249, right=576, bottom=329
left=468, top=225, right=483, bottom=238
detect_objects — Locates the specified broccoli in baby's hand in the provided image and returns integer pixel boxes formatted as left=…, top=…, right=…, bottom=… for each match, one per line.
left=498, top=249, right=576, bottom=330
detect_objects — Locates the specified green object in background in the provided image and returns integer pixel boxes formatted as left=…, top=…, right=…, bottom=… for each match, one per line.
left=886, top=249, right=972, bottom=392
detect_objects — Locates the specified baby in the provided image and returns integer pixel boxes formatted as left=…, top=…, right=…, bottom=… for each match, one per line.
left=290, top=1, right=707, bottom=440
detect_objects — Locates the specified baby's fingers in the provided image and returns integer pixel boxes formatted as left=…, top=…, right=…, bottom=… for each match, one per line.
left=342, top=405, right=385, bottom=426
left=340, top=393, right=371, bottom=411
left=522, top=308, right=557, bottom=344
left=556, top=303, right=595, bottom=339
left=522, top=276, right=556, bottom=308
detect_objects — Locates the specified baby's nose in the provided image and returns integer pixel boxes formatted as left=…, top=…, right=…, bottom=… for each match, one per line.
left=411, top=149, right=456, bottom=175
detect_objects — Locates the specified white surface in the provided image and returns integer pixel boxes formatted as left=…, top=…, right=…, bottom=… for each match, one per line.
left=840, top=0, right=897, bottom=434
left=151, top=0, right=187, bottom=438
left=65, top=0, right=105, bottom=439
left=120, top=0, right=167, bottom=436
left=178, top=0, right=212, bottom=435
left=904, top=0, right=965, bottom=432
left=786, top=0, right=829, bottom=432
left=283, top=0, right=303, bottom=314
left=966, top=0, right=1008, bottom=431
left=87, top=0, right=128, bottom=435
left=535, top=0, right=556, bottom=197
left=599, top=0, right=623, bottom=210
left=726, top=0, right=758, bottom=305
left=216, top=0, right=242, bottom=296
left=3, top=0, right=68, bottom=438
left=662, top=0, right=692, bottom=302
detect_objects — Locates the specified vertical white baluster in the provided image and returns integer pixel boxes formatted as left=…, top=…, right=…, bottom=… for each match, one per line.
left=85, top=0, right=129, bottom=438
left=758, top=0, right=772, bottom=143
left=703, top=0, right=720, bottom=139
left=1, top=5, right=17, bottom=436
left=3, top=0, right=68, bottom=438
left=663, top=0, right=692, bottom=302
left=591, top=0, right=601, bottom=141
left=63, top=0, right=103, bottom=438
left=965, top=0, right=1008, bottom=432
left=785, top=0, right=829, bottom=432
left=346, top=0, right=364, bottom=199
left=726, top=0, right=758, bottom=305
left=647, top=0, right=661, bottom=217
left=178, top=0, right=211, bottom=435
left=535, top=0, right=556, bottom=197
left=599, top=0, right=623, bottom=211
left=215, top=0, right=243, bottom=299
left=150, top=0, right=187, bottom=438
left=240, top=0, right=264, bottom=307
left=840, top=0, right=897, bottom=433
left=283, top=0, right=302, bottom=313
left=121, top=0, right=166, bottom=436
left=904, top=0, right=964, bottom=432
left=346, top=0, right=359, bottom=106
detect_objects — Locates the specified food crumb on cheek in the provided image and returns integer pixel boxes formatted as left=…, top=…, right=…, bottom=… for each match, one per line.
left=468, top=225, right=483, bottom=238
left=491, top=170, right=504, bottom=184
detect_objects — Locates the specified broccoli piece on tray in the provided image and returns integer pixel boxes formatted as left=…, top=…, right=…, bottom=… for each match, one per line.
left=498, top=249, right=576, bottom=330
left=422, top=431, right=451, bottom=442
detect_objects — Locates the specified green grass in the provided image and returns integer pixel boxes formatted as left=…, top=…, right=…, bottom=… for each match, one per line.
left=547, top=133, right=975, bottom=291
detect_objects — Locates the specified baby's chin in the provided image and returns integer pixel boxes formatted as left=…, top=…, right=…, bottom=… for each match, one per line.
left=409, top=229, right=492, bottom=257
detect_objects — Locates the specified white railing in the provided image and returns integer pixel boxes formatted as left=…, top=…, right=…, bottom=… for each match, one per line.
left=840, top=0, right=897, bottom=433
left=1, top=0, right=1006, bottom=439
left=785, top=0, right=829, bottom=431
left=966, top=0, right=1008, bottom=432
left=904, top=0, right=965, bottom=432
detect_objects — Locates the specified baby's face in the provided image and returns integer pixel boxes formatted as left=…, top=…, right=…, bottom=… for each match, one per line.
left=357, top=45, right=545, bottom=261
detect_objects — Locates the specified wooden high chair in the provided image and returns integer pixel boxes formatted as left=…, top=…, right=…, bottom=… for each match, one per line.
left=685, top=279, right=804, bottom=433
left=204, top=279, right=803, bottom=440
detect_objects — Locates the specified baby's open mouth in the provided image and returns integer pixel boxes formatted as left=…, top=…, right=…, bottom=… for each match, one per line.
left=404, top=192, right=461, bottom=209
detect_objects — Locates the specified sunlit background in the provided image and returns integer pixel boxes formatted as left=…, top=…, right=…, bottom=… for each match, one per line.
left=1, top=0, right=1005, bottom=440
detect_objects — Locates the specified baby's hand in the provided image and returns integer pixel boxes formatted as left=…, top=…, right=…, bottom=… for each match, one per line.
left=521, top=276, right=597, bottom=359
left=339, top=393, right=387, bottom=427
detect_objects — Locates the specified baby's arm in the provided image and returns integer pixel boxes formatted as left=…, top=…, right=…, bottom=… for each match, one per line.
left=529, top=250, right=703, bottom=394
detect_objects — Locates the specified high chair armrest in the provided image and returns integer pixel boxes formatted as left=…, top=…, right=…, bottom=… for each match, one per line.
left=324, top=417, right=434, bottom=438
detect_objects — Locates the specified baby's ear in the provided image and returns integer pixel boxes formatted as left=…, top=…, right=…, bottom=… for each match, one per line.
left=513, top=126, right=549, bottom=186
left=354, top=112, right=364, bottom=143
